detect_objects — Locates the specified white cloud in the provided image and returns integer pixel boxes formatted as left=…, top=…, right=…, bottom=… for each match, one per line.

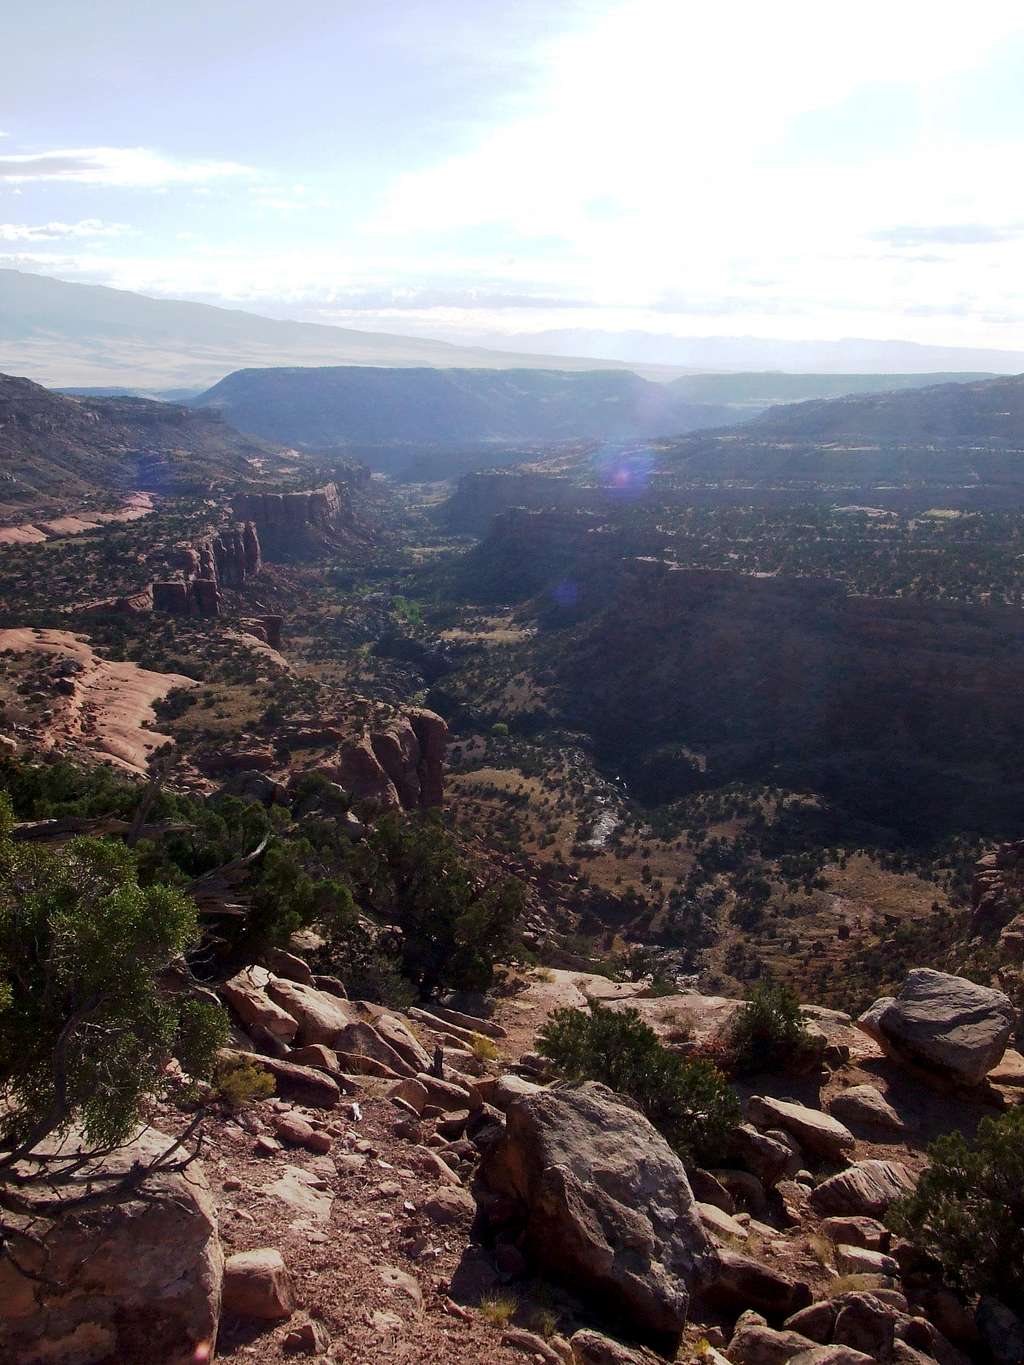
left=0, top=146, right=253, bottom=186
left=0, top=219, right=131, bottom=241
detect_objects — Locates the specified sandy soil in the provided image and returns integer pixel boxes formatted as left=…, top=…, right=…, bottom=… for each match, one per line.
left=0, top=492, right=153, bottom=546
left=0, top=626, right=197, bottom=773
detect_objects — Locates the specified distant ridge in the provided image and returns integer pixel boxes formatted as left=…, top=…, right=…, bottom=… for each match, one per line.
left=188, top=365, right=741, bottom=449
left=0, top=268, right=686, bottom=390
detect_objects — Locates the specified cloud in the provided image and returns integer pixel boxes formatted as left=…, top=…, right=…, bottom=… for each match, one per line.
left=0, top=147, right=253, bottom=186
left=871, top=223, right=1024, bottom=247
left=0, top=219, right=131, bottom=241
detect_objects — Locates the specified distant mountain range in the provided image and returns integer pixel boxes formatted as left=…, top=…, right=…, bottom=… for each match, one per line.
left=0, top=269, right=685, bottom=390
left=0, top=268, right=1019, bottom=392
left=500, top=328, right=1024, bottom=374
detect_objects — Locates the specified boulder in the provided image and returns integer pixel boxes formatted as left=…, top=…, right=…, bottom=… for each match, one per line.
left=266, top=977, right=354, bottom=1045
left=809, top=1160, right=916, bottom=1218
left=0, top=1127, right=222, bottom=1364
left=826, top=1084, right=906, bottom=1133
left=336, top=1020, right=416, bottom=1077
left=423, top=1185, right=476, bottom=1224
left=785, top=1303, right=837, bottom=1343
left=222, top=1248, right=294, bottom=1320
left=370, top=1010, right=433, bottom=1073
left=976, top=1297, right=1024, bottom=1365
left=731, top=1123, right=799, bottom=1186
left=413, top=1071, right=473, bottom=1112
left=834, top=1244, right=899, bottom=1277
left=746, top=1096, right=855, bottom=1163
left=789, top=1351, right=875, bottom=1364
left=832, top=1293, right=898, bottom=1358
left=476, top=1081, right=715, bottom=1351
left=288, top=1043, right=342, bottom=1073
left=388, top=1077, right=430, bottom=1114
left=222, top=966, right=299, bottom=1043
left=726, top=1321, right=818, bottom=1364
left=819, top=1217, right=890, bottom=1252
left=857, top=970, right=1015, bottom=1086
left=703, top=1246, right=812, bottom=1319
left=569, top=1328, right=653, bottom=1363
left=264, top=947, right=314, bottom=985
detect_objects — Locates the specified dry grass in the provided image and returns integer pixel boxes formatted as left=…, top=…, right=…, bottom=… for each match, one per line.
left=477, top=1292, right=519, bottom=1327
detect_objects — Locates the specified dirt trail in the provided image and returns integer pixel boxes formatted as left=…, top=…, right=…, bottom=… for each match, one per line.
left=0, top=626, right=197, bottom=773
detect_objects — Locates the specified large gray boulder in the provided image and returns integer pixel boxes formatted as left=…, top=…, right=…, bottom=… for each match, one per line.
left=475, top=1081, right=715, bottom=1351
left=858, top=970, right=1014, bottom=1085
left=0, top=1127, right=222, bottom=1364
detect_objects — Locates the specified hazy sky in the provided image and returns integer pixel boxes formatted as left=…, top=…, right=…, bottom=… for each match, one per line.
left=4, top=0, right=1024, bottom=357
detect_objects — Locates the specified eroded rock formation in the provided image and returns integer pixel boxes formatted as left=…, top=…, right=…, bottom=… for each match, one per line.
left=332, top=709, right=447, bottom=812
left=153, top=521, right=263, bottom=617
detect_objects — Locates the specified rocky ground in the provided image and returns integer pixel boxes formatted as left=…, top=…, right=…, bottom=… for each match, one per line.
left=7, top=951, right=1017, bottom=1364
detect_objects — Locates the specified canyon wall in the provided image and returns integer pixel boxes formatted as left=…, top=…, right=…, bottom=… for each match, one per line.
left=554, top=557, right=1024, bottom=833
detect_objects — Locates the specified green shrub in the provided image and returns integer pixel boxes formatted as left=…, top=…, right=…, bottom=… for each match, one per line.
left=727, top=980, right=818, bottom=1075
left=887, top=1107, right=1024, bottom=1303
left=0, top=792, right=227, bottom=1154
left=538, top=1002, right=740, bottom=1165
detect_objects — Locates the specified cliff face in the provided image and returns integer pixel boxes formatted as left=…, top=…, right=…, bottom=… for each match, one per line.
left=231, top=483, right=357, bottom=559
left=553, top=558, right=1024, bottom=833
left=443, top=471, right=594, bottom=534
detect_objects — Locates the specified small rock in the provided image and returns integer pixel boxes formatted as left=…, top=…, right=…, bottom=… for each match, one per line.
left=222, top=1248, right=294, bottom=1321
left=423, top=1185, right=475, bottom=1224
left=275, top=1114, right=315, bottom=1146
left=283, top=1319, right=331, bottom=1354
left=502, top=1327, right=563, bottom=1363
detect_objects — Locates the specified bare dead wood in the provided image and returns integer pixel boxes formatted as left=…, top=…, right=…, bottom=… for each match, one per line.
left=13, top=817, right=189, bottom=843
left=183, top=834, right=270, bottom=910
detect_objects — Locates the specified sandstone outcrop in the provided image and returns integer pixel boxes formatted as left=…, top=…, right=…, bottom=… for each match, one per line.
left=857, top=969, right=1015, bottom=1086
left=475, top=1081, right=715, bottom=1350
left=332, top=708, right=448, bottom=811
left=0, top=1127, right=222, bottom=1365
left=154, top=520, right=264, bottom=616
left=232, top=483, right=357, bottom=558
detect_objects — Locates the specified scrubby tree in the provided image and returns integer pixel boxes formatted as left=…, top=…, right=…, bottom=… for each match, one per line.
left=887, top=1108, right=1024, bottom=1304
left=727, top=979, right=818, bottom=1075
left=538, top=1002, right=740, bottom=1165
left=350, top=813, right=525, bottom=997
left=0, top=793, right=226, bottom=1241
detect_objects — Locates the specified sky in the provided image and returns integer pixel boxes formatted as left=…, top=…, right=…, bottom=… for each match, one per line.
left=4, top=0, right=1024, bottom=360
